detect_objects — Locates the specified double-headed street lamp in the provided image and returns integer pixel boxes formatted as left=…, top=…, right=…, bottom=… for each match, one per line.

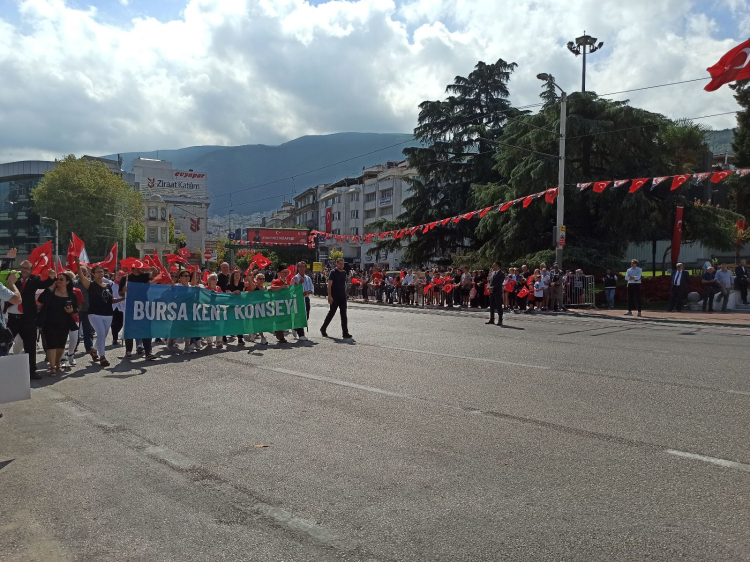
left=537, top=73, right=567, bottom=268
left=567, top=32, right=603, bottom=92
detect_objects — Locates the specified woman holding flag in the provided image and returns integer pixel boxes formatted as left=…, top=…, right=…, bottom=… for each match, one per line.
left=76, top=264, right=123, bottom=367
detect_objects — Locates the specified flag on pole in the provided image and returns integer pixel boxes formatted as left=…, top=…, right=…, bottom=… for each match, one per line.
left=671, top=206, right=684, bottom=266
left=704, top=39, right=750, bottom=91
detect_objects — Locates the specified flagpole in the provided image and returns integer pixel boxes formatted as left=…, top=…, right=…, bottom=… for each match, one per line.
left=41, top=217, right=58, bottom=265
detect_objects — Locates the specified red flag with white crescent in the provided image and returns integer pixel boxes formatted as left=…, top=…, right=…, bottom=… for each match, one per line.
left=671, top=206, right=684, bottom=265
left=522, top=195, right=534, bottom=208
left=613, top=180, right=629, bottom=188
left=671, top=175, right=690, bottom=191
left=711, top=170, right=731, bottom=183
left=577, top=182, right=592, bottom=191
left=629, top=178, right=649, bottom=193
left=98, top=243, right=118, bottom=272
left=545, top=187, right=559, bottom=204
left=499, top=200, right=514, bottom=212
left=29, top=240, right=53, bottom=278
left=651, top=176, right=669, bottom=189
left=693, top=172, right=711, bottom=182
left=592, top=181, right=611, bottom=193
left=704, top=38, right=750, bottom=92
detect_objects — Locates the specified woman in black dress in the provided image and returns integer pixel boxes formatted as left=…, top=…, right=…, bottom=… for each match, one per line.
left=39, top=273, right=78, bottom=375
left=226, top=269, right=245, bottom=344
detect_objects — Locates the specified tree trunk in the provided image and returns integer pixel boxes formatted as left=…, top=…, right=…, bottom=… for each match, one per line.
left=662, top=246, right=671, bottom=275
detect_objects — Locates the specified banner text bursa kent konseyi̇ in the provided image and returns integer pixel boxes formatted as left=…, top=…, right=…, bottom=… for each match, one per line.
left=123, top=283, right=307, bottom=339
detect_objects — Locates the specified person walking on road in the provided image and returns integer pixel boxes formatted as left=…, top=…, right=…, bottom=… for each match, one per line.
left=486, top=262, right=504, bottom=325
left=667, top=262, right=689, bottom=312
left=292, top=261, right=314, bottom=341
left=8, top=260, right=55, bottom=379
left=715, top=263, right=734, bottom=312
left=321, top=258, right=352, bottom=340
left=625, top=259, right=643, bottom=317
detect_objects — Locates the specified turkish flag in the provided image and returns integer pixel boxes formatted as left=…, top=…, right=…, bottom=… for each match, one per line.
left=120, top=257, right=146, bottom=270
left=504, top=279, right=516, bottom=292
left=202, top=269, right=210, bottom=286
left=613, top=180, right=629, bottom=188
left=55, top=258, right=64, bottom=275
left=545, top=187, right=559, bottom=204
left=423, top=283, right=434, bottom=294
left=593, top=181, right=611, bottom=193
left=29, top=240, right=53, bottom=278
left=629, top=178, right=649, bottom=193
left=152, top=251, right=169, bottom=278
left=522, top=195, right=534, bottom=208
left=440, top=217, right=451, bottom=226
left=250, top=253, right=271, bottom=269
left=462, top=211, right=478, bottom=220
left=98, top=243, right=118, bottom=272
left=711, top=170, right=731, bottom=183
left=671, top=175, right=690, bottom=191
left=704, top=38, right=750, bottom=92
left=651, top=176, right=669, bottom=189
left=351, top=278, right=361, bottom=285
left=671, top=206, right=684, bottom=265
left=516, top=287, right=530, bottom=299
left=499, top=201, right=514, bottom=212
left=577, top=183, right=592, bottom=191
left=67, top=233, right=87, bottom=272
left=166, top=253, right=189, bottom=265
left=479, top=206, right=494, bottom=218
left=443, top=283, right=454, bottom=293
left=325, top=207, right=333, bottom=233
left=177, top=247, right=191, bottom=259
left=285, top=264, right=296, bottom=285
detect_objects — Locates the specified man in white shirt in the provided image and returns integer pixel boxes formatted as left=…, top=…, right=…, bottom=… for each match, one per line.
left=292, top=261, right=314, bottom=340
left=625, top=259, right=643, bottom=317
left=715, top=263, right=734, bottom=312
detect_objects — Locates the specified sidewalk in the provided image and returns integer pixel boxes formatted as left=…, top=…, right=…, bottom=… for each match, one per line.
left=571, top=307, right=750, bottom=328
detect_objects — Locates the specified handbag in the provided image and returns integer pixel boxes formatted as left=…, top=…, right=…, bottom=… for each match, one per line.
left=469, top=287, right=477, bottom=299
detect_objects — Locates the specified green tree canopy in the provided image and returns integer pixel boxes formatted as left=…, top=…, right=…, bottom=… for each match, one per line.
left=371, top=58, right=521, bottom=264
left=32, top=156, right=143, bottom=259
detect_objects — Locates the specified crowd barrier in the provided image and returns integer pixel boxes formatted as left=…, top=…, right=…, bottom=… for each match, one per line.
left=562, top=275, right=597, bottom=309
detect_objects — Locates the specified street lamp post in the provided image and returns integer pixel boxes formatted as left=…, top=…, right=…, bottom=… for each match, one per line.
left=41, top=216, right=58, bottom=264
left=537, top=73, right=567, bottom=268
left=106, top=213, right=127, bottom=260
left=566, top=32, right=603, bottom=92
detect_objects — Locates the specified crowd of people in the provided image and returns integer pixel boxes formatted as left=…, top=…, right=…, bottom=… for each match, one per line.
left=0, top=252, right=319, bottom=381
left=315, top=263, right=593, bottom=314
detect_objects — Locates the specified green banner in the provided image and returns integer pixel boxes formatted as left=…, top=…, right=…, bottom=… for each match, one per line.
left=123, top=282, right=307, bottom=339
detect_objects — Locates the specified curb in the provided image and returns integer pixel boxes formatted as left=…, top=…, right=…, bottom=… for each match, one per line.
left=569, top=311, right=748, bottom=329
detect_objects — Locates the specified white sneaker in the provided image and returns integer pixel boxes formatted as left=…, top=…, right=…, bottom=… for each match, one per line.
left=60, top=356, right=69, bottom=368
left=292, top=331, right=299, bottom=340
left=67, top=354, right=76, bottom=366
left=248, top=334, right=257, bottom=342
left=298, top=336, right=308, bottom=341
left=260, top=336, right=268, bottom=345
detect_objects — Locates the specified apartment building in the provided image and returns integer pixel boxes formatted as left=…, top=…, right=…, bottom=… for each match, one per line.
left=293, top=187, right=318, bottom=230
left=316, top=175, right=365, bottom=262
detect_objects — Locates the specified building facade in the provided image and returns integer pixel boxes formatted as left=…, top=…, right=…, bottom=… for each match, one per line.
left=0, top=161, right=58, bottom=257
left=131, top=158, right=210, bottom=258
left=316, top=176, right=365, bottom=262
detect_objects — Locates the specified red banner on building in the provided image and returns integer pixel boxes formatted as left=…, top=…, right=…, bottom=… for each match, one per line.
left=325, top=207, right=333, bottom=234
left=246, top=228, right=310, bottom=246
left=671, top=206, right=684, bottom=266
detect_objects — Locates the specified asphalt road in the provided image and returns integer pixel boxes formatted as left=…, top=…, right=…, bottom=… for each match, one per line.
left=2, top=300, right=750, bottom=561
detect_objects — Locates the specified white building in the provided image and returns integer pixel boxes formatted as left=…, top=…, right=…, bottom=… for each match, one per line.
left=316, top=175, right=366, bottom=262
left=360, top=160, right=418, bottom=269
left=131, top=158, right=210, bottom=258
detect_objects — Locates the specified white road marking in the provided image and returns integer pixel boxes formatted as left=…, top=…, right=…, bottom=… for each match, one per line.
left=366, top=344, right=550, bottom=369
left=268, top=368, right=412, bottom=398
left=725, top=389, right=750, bottom=397
left=665, top=450, right=750, bottom=473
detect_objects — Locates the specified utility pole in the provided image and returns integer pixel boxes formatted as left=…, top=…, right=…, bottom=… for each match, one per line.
left=537, top=74, right=567, bottom=267
left=41, top=217, right=58, bottom=265
left=567, top=33, right=603, bottom=92
left=123, top=219, right=127, bottom=260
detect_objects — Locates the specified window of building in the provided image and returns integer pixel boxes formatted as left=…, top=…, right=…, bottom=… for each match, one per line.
left=365, top=209, right=376, bottom=219
left=350, top=210, right=359, bottom=219
left=379, top=206, right=393, bottom=217
left=351, top=227, right=359, bottom=235
left=380, top=189, right=393, bottom=199
left=350, top=192, right=360, bottom=202
left=333, top=211, right=341, bottom=221
left=365, top=192, right=376, bottom=203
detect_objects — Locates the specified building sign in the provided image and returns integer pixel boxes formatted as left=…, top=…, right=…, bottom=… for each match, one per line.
left=246, top=228, right=309, bottom=246
left=133, top=160, right=208, bottom=197
left=204, top=240, right=218, bottom=252
left=379, top=196, right=392, bottom=206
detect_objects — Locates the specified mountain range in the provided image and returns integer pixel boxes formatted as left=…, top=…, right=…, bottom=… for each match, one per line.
left=103, top=132, right=421, bottom=216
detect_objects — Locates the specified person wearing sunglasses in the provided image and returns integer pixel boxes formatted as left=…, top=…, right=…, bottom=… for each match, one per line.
left=38, top=273, right=78, bottom=375
left=76, top=263, right=124, bottom=367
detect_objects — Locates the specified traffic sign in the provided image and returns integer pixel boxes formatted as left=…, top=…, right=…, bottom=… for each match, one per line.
left=204, top=250, right=212, bottom=260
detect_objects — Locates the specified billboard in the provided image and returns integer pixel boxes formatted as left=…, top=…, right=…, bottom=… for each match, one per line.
left=133, top=159, right=208, bottom=198
left=246, top=228, right=309, bottom=246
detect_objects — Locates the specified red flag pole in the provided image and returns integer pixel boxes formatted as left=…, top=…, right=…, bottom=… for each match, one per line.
left=670, top=206, right=684, bottom=268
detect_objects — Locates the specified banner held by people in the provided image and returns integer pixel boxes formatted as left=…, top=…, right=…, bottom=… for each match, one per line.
left=123, top=282, right=307, bottom=339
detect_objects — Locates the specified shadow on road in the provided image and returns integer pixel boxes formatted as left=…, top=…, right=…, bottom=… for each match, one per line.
left=0, top=459, right=14, bottom=472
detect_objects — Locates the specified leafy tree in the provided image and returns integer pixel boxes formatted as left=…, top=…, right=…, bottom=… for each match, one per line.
left=472, top=91, right=737, bottom=270
left=126, top=221, right=145, bottom=258
left=726, top=79, right=750, bottom=221
left=32, top=155, right=142, bottom=259
left=371, top=58, right=520, bottom=264
left=330, top=249, right=343, bottom=261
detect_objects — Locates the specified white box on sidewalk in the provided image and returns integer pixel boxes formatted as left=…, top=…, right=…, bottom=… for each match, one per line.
left=0, top=353, right=31, bottom=404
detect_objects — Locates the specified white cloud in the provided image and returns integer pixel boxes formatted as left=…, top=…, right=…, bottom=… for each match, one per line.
left=0, top=0, right=744, bottom=163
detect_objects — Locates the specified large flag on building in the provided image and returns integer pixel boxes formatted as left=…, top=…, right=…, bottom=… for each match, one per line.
left=705, top=39, right=750, bottom=91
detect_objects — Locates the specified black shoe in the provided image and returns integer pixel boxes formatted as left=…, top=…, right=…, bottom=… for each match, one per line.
left=342, top=333, right=353, bottom=339
left=31, top=372, right=43, bottom=380
left=238, top=337, right=245, bottom=345
left=486, top=320, right=495, bottom=324
left=497, top=322, right=503, bottom=327
left=320, top=328, right=328, bottom=338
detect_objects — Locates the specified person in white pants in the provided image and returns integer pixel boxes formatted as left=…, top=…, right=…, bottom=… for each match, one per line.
left=76, top=264, right=122, bottom=367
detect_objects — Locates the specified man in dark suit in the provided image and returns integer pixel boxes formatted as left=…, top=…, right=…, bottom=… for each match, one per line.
left=735, top=259, right=748, bottom=304
left=667, top=262, right=689, bottom=312
left=7, top=260, right=55, bottom=379
left=486, top=262, right=505, bottom=326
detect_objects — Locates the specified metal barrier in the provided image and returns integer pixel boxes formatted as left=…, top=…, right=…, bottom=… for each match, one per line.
left=562, top=275, right=597, bottom=309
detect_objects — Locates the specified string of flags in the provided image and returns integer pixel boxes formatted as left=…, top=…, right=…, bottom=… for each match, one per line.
left=310, top=168, right=747, bottom=245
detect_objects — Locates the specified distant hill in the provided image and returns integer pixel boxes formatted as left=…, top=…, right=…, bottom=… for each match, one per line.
left=103, top=132, right=421, bottom=216
left=706, top=128, right=734, bottom=155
